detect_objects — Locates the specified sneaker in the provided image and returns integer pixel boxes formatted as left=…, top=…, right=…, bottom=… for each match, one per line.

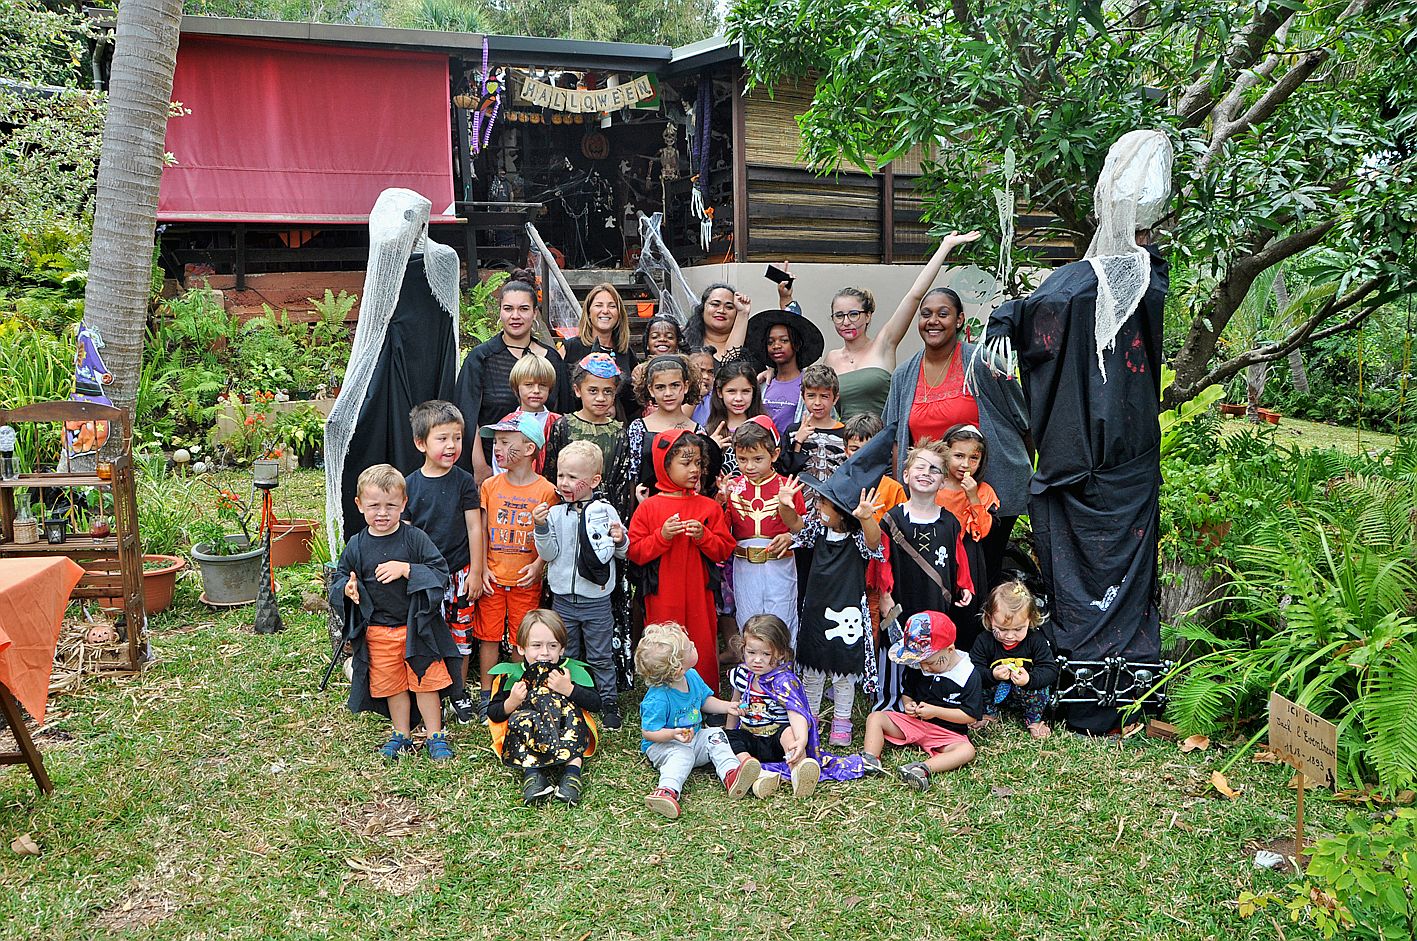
left=555, top=769, right=583, bottom=806
left=426, top=732, right=455, bottom=762
left=601, top=707, right=624, bottom=732
left=751, top=771, right=780, bottom=799
left=449, top=695, right=477, bottom=725
left=378, top=732, right=415, bottom=761
left=522, top=769, right=554, bottom=805
left=791, top=757, right=821, bottom=798
left=829, top=718, right=853, bottom=748
left=859, top=753, right=885, bottom=776
left=898, top=761, right=931, bottom=792
left=645, top=787, right=681, bottom=819
left=724, top=758, right=761, bottom=798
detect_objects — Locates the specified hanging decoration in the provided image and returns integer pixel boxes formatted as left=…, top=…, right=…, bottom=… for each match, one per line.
left=519, top=73, right=656, bottom=113
left=467, top=38, right=502, bottom=157
left=691, top=74, right=712, bottom=205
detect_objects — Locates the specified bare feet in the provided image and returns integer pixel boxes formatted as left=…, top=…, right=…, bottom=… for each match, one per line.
left=1027, top=721, right=1051, bottom=739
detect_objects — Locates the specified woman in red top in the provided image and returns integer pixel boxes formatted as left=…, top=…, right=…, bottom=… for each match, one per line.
left=883, top=287, right=1030, bottom=599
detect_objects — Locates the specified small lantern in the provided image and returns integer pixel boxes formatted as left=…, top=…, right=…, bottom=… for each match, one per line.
left=43, top=515, right=67, bottom=544
left=253, top=458, right=280, bottom=490
left=0, top=425, right=16, bottom=481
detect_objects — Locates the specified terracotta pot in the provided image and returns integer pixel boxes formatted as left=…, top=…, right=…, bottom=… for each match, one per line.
left=141, top=555, right=186, bottom=614
left=1219, top=403, right=1246, bottom=417
left=269, top=518, right=317, bottom=567
left=1257, top=408, right=1281, bottom=425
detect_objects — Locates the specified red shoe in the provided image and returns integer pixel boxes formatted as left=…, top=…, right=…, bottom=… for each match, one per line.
left=723, top=758, right=760, bottom=798
left=645, top=787, right=681, bottom=819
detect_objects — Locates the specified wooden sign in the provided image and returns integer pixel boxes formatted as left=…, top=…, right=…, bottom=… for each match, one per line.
left=519, top=74, right=656, bottom=114
left=1268, top=692, right=1338, bottom=790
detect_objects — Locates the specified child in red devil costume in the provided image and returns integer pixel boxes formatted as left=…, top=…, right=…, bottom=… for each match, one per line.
left=628, top=429, right=736, bottom=694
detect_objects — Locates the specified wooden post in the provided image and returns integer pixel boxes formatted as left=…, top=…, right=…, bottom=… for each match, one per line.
left=881, top=162, right=896, bottom=264
left=234, top=223, right=247, bottom=292
left=1294, top=767, right=1306, bottom=854
left=731, top=66, right=749, bottom=263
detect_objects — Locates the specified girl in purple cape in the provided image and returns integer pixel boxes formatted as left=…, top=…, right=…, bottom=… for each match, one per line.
left=725, top=614, right=865, bottom=796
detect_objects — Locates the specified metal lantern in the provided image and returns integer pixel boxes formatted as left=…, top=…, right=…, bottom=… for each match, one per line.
left=43, top=515, right=67, bottom=544
left=0, top=425, right=16, bottom=480
left=253, top=458, right=280, bottom=490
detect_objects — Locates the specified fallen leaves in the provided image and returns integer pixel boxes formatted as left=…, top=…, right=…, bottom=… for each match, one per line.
left=1210, top=771, right=1242, bottom=800
left=10, top=833, right=40, bottom=856
left=1251, top=748, right=1285, bottom=764
left=1179, top=734, right=1211, bottom=753
left=338, top=797, right=428, bottom=839
left=344, top=853, right=444, bottom=896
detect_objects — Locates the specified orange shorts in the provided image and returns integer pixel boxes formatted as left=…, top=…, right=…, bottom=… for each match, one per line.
left=473, top=583, right=541, bottom=643
left=366, top=624, right=452, bottom=698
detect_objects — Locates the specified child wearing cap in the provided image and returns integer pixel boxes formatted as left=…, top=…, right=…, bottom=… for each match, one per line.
left=476, top=412, right=559, bottom=712
left=862, top=610, right=983, bottom=790
left=543, top=352, right=626, bottom=484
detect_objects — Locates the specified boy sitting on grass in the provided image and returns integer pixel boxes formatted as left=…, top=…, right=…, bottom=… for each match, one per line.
left=332, top=464, right=459, bottom=761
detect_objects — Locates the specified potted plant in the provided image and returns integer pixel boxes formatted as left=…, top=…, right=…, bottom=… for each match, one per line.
left=276, top=404, right=325, bottom=470
left=132, top=451, right=193, bottom=614
left=190, top=484, right=264, bottom=606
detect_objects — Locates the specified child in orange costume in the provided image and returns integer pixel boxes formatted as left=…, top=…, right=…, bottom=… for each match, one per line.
left=628, top=429, right=735, bottom=694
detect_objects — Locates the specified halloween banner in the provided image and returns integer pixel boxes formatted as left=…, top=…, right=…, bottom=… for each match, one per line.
left=518, top=74, right=656, bottom=113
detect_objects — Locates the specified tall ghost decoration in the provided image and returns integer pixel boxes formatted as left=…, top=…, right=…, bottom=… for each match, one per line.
left=978, top=131, right=1173, bottom=733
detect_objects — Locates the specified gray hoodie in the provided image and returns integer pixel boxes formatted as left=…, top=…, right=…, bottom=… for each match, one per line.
left=533, top=499, right=628, bottom=600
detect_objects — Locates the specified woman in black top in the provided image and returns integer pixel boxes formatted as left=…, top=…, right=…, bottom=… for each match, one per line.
left=455, top=271, right=572, bottom=483
left=558, top=282, right=640, bottom=420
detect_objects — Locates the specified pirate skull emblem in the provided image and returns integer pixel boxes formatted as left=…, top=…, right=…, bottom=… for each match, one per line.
left=823, top=606, right=863, bottom=646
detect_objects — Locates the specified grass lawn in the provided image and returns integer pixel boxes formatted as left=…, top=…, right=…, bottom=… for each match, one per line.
left=0, top=469, right=1351, bottom=940
left=1218, top=411, right=1398, bottom=455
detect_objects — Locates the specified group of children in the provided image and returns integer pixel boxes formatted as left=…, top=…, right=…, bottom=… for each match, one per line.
left=332, top=344, right=1060, bottom=813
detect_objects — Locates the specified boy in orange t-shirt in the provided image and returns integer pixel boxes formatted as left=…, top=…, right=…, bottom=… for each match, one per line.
left=476, top=412, right=559, bottom=712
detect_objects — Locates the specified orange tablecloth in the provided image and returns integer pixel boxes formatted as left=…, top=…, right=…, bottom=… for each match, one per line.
left=0, top=557, right=84, bottom=724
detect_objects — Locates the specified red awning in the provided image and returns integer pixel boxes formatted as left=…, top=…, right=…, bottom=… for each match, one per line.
left=159, top=36, right=456, bottom=224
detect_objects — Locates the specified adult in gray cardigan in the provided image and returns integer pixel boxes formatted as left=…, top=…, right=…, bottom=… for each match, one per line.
left=883, top=286, right=1031, bottom=589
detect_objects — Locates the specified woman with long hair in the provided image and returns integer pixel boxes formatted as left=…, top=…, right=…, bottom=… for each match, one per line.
left=559, top=282, right=641, bottom=420
left=455, top=270, right=572, bottom=483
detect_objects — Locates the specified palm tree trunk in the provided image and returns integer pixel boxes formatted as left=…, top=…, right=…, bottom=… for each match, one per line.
left=82, top=0, right=185, bottom=413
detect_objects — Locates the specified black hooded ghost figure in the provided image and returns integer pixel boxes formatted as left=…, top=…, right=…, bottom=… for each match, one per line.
left=985, top=245, right=1167, bottom=734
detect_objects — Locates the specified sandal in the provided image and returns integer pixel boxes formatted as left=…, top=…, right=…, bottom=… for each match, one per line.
left=379, top=732, right=415, bottom=761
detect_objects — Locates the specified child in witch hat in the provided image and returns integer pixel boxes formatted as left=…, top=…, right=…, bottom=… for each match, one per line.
left=861, top=610, right=984, bottom=791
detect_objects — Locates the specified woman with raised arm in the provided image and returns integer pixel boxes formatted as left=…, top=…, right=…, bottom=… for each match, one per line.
left=781, top=232, right=981, bottom=419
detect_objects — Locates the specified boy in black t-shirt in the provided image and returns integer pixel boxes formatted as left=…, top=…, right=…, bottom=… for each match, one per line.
left=860, top=611, right=982, bottom=791
left=404, top=401, right=484, bottom=723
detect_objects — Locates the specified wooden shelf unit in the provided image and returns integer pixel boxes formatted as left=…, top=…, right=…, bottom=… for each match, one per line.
left=0, top=401, right=145, bottom=671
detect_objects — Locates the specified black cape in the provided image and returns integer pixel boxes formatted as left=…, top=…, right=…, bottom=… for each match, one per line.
left=338, top=255, right=458, bottom=541
left=987, top=246, right=1167, bottom=733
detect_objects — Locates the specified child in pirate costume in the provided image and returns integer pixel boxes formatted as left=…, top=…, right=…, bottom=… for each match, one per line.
left=628, top=429, right=735, bottom=695
left=862, top=610, right=983, bottom=791
left=532, top=440, right=629, bottom=729
left=794, top=431, right=890, bottom=748
left=720, top=416, right=806, bottom=638
left=332, top=464, right=459, bottom=761
left=875, top=438, right=976, bottom=714
left=487, top=609, right=600, bottom=806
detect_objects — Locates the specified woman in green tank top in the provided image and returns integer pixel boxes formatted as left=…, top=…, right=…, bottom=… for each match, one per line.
left=784, top=231, right=981, bottom=419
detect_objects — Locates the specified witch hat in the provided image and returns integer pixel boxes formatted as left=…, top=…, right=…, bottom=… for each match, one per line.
left=744, top=309, right=825, bottom=373
left=799, top=420, right=896, bottom=515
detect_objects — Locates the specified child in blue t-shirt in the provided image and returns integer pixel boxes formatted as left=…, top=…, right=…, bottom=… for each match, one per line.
left=636, top=621, right=758, bottom=820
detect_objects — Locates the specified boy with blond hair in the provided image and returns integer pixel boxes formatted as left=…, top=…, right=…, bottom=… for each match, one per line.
left=332, top=464, right=459, bottom=761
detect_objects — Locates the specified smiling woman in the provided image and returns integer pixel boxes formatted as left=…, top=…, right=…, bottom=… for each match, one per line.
left=455, top=271, right=573, bottom=484
left=559, top=283, right=641, bottom=420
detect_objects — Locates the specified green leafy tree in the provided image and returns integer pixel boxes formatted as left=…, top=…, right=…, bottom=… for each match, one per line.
left=729, top=0, right=1417, bottom=407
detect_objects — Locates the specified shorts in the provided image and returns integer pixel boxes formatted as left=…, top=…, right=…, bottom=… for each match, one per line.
left=726, top=725, right=786, bottom=763
left=442, top=564, right=477, bottom=654
left=881, top=711, right=970, bottom=756
left=473, top=582, right=541, bottom=644
left=366, top=624, right=452, bottom=698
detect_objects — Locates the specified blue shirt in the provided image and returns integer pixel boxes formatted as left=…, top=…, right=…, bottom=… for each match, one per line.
left=639, top=668, right=712, bottom=752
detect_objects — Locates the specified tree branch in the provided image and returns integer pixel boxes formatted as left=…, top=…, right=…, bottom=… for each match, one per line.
left=1185, top=279, right=1388, bottom=392
left=1175, top=8, right=1294, bottom=128
left=1231, top=220, right=1337, bottom=281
